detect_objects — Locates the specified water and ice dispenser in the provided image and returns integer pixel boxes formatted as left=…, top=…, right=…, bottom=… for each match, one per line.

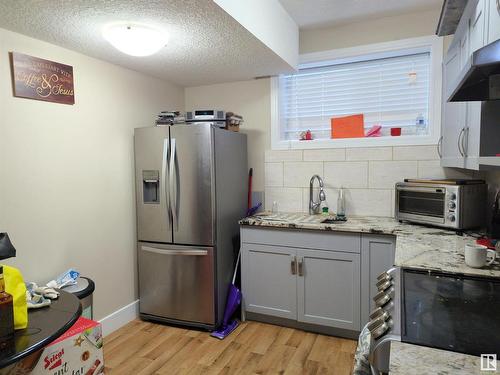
left=142, top=170, right=160, bottom=204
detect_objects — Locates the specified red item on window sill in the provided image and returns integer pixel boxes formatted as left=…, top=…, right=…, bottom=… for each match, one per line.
left=390, top=127, right=402, bottom=136
left=366, top=125, right=382, bottom=137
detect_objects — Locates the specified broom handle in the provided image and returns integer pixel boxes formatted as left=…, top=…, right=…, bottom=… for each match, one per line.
left=232, top=251, right=241, bottom=285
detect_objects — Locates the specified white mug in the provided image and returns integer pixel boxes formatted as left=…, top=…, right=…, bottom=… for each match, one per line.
left=464, top=244, right=496, bottom=268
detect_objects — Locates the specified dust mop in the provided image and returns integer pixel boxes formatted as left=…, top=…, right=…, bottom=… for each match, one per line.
left=211, top=251, right=242, bottom=339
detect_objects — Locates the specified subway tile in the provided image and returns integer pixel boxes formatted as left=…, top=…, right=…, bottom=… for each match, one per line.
left=345, top=189, right=393, bottom=217
left=283, top=162, right=323, bottom=188
left=264, top=162, right=283, bottom=187
left=369, top=161, right=418, bottom=189
left=265, top=187, right=303, bottom=212
left=302, top=187, right=392, bottom=217
left=417, top=160, right=475, bottom=179
left=393, top=145, right=439, bottom=160
left=324, top=161, right=368, bottom=188
left=265, top=150, right=303, bottom=162
left=303, top=148, right=346, bottom=161
left=346, top=147, right=392, bottom=161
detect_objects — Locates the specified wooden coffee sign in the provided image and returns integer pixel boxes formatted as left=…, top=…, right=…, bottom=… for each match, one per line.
left=10, top=52, right=75, bottom=105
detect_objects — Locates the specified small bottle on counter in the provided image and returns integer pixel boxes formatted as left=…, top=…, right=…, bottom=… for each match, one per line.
left=321, top=200, right=329, bottom=215
left=0, top=266, right=14, bottom=341
left=337, top=187, right=346, bottom=218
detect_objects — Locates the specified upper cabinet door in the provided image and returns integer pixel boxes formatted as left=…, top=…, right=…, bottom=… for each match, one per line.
left=441, top=45, right=467, bottom=168
left=488, top=0, right=500, bottom=43
left=296, top=249, right=361, bottom=331
left=469, top=0, right=487, bottom=54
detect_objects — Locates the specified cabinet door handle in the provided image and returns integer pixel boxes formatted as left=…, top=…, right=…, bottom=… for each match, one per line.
left=298, top=258, right=304, bottom=277
left=497, top=0, right=500, bottom=15
left=291, top=256, right=297, bottom=275
left=437, top=136, right=443, bottom=158
left=462, top=127, right=469, bottom=157
left=458, top=127, right=465, bottom=157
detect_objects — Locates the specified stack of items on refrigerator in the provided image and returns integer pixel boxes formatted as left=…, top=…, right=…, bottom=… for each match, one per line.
left=225, top=112, right=243, bottom=132
left=185, top=110, right=243, bottom=132
left=155, top=111, right=185, bottom=126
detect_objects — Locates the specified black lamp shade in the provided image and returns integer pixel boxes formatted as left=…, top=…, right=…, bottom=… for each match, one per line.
left=0, top=233, right=16, bottom=260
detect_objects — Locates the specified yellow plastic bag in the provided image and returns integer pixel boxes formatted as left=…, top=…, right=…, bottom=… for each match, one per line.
left=3, top=265, right=28, bottom=330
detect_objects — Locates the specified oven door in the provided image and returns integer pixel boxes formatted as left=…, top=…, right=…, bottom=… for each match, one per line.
left=396, top=185, right=446, bottom=224
left=402, top=269, right=500, bottom=356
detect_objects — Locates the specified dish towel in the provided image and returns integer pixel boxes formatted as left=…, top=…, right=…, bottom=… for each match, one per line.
left=353, top=324, right=372, bottom=375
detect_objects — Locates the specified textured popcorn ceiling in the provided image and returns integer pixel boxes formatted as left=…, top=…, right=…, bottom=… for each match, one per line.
left=0, top=0, right=294, bottom=87
left=279, top=0, right=442, bottom=29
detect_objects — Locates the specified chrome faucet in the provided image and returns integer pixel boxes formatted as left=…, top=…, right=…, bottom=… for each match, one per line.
left=309, top=175, right=326, bottom=214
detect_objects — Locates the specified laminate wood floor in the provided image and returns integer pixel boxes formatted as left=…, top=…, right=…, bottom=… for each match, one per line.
left=103, top=319, right=356, bottom=375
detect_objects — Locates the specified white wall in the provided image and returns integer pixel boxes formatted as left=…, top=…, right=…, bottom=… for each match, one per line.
left=299, top=8, right=442, bottom=53
left=0, top=28, right=184, bottom=320
left=184, top=79, right=271, bottom=192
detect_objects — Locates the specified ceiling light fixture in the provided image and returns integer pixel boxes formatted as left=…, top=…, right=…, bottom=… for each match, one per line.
left=102, top=23, right=168, bottom=57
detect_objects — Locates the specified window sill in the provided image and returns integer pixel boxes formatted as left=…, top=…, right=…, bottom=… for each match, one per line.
left=271, top=134, right=440, bottom=150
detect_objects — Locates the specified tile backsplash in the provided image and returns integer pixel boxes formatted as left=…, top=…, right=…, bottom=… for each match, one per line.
left=264, top=145, right=476, bottom=217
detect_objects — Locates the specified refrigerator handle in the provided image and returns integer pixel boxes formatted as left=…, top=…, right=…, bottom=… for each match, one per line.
left=141, top=246, right=207, bottom=256
left=162, top=138, right=170, bottom=225
left=169, top=138, right=178, bottom=231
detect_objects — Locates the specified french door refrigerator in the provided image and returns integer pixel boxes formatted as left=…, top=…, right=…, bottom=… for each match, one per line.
left=134, top=123, right=247, bottom=329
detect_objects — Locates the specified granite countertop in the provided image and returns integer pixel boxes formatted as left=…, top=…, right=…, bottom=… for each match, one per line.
left=390, top=341, right=500, bottom=374
left=239, top=213, right=500, bottom=278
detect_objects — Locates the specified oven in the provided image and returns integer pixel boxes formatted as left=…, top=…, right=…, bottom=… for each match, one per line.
left=369, top=267, right=500, bottom=374
left=395, top=180, right=487, bottom=230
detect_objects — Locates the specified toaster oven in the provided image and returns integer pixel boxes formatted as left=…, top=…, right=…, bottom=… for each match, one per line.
left=395, top=179, right=487, bottom=230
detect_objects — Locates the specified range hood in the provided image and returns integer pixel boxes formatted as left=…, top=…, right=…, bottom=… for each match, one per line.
left=448, top=39, right=500, bottom=102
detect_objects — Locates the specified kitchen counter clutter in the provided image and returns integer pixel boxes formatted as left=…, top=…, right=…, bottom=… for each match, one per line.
left=239, top=213, right=500, bottom=278
left=390, top=341, right=500, bottom=375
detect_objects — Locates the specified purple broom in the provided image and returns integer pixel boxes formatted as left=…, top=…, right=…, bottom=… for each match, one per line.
left=211, top=251, right=242, bottom=339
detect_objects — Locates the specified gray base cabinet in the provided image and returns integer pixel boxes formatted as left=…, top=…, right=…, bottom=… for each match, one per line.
left=297, top=249, right=360, bottom=330
left=360, top=234, right=396, bottom=325
left=241, top=244, right=297, bottom=320
left=240, top=226, right=395, bottom=336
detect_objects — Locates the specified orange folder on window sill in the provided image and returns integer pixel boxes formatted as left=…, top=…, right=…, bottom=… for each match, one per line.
left=331, top=114, right=365, bottom=139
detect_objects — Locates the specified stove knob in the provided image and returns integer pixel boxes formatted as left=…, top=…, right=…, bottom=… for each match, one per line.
left=447, top=214, right=456, bottom=222
left=448, top=201, right=456, bottom=209
left=376, top=272, right=390, bottom=281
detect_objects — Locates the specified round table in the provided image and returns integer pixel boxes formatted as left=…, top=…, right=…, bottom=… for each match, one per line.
left=0, top=290, right=82, bottom=369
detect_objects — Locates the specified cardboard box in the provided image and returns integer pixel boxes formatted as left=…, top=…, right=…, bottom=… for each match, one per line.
left=2, top=317, right=104, bottom=375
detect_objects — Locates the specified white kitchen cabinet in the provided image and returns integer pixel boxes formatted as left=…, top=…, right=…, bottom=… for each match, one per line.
left=440, top=0, right=500, bottom=170
left=241, top=243, right=297, bottom=320
left=469, top=0, right=487, bottom=54
left=441, top=44, right=467, bottom=168
left=487, top=0, right=500, bottom=43
left=296, top=249, right=360, bottom=331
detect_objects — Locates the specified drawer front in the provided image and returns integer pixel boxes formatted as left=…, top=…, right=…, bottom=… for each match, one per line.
left=240, top=227, right=360, bottom=253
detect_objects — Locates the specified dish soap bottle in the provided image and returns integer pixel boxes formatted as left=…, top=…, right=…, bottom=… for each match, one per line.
left=0, top=266, right=14, bottom=342
left=337, top=187, right=346, bottom=219
left=320, top=200, right=329, bottom=216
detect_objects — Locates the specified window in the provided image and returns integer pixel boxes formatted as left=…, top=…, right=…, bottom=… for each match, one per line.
left=271, top=36, right=443, bottom=149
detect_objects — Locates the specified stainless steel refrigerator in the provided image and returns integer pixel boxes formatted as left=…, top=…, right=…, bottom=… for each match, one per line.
left=134, top=123, right=247, bottom=329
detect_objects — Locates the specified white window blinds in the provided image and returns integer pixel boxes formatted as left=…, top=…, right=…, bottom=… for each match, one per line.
left=279, top=52, right=431, bottom=141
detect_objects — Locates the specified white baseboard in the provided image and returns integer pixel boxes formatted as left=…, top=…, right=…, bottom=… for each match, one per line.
left=99, top=299, right=139, bottom=336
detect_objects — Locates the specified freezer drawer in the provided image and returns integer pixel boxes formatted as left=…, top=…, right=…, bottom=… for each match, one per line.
left=138, top=242, right=215, bottom=325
